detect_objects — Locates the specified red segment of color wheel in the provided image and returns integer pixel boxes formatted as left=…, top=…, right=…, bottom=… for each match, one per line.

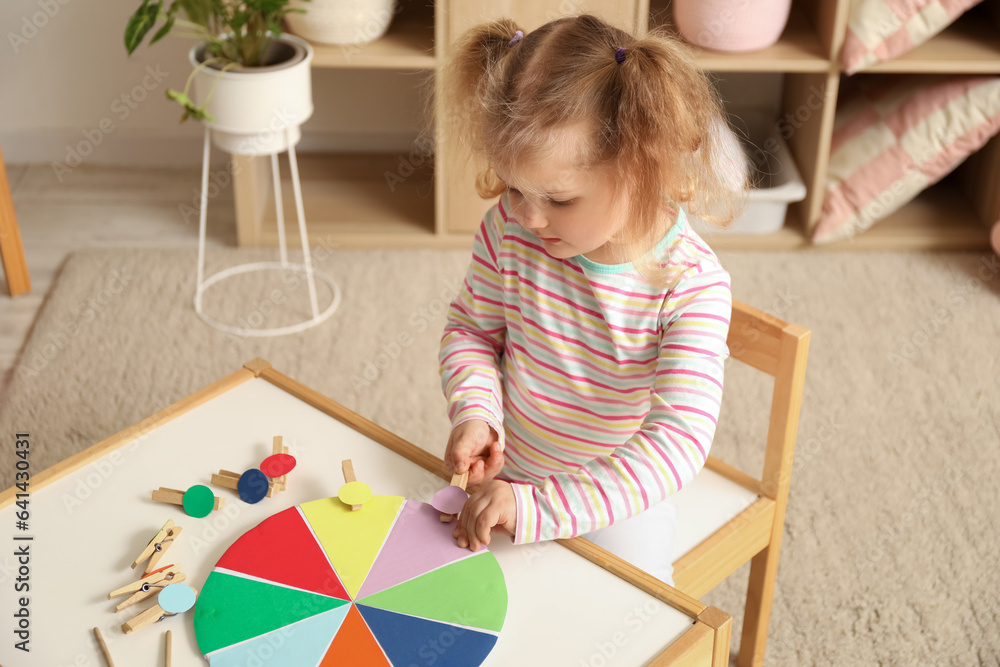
left=260, top=453, right=297, bottom=477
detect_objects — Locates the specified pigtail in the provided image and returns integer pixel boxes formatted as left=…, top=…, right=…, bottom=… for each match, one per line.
left=440, top=19, right=523, bottom=199
left=613, top=29, right=749, bottom=230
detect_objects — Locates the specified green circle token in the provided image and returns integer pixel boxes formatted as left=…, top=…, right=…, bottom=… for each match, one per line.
left=183, top=484, right=216, bottom=518
left=338, top=481, right=373, bottom=507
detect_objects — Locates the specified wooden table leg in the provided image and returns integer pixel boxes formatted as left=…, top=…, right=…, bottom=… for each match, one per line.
left=0, top=145, right=30, bottom=297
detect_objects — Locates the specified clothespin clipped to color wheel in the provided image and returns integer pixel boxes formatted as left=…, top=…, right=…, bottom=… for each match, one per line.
left=433, top=472, right=470, bottom=523
left=121, top=583, right=197, bottom=634
left=338, top=460, right=373, bottom=511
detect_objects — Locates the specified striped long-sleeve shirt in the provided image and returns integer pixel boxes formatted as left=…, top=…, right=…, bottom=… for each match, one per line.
left=439, top=192, right=732, bottom=545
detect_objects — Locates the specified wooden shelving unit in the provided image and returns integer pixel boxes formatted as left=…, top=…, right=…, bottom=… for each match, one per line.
left=232, top=0, right=1000, bottom=251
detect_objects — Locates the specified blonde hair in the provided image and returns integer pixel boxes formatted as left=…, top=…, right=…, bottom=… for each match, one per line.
left=438, top=14, right=750, bottom=283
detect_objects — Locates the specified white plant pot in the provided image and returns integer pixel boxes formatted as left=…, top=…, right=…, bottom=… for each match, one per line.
left=286, top=0, right=397, bottom=45
left=189, top=34, right=314, bottom=156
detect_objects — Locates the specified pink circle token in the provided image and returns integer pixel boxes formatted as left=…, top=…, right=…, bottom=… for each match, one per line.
left=260, top=453, right=296, bottom=477
left=431, top=485, right=469, bottom=515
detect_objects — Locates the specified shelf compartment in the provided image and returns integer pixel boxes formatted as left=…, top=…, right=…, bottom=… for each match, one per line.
left=244, top=153, right=439, bottom=248
left=702, top=179, right=992, bottom=250
left=297, top=2, right=436, bottom=70
left=857, top=3, right=1000, bottom=74
left=648, top=0, right=829, bottom=72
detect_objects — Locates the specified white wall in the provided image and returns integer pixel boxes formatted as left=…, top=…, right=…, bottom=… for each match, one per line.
left=0, top=0, right=427, bottom=167
left=0, top=0, right=781, bottom=168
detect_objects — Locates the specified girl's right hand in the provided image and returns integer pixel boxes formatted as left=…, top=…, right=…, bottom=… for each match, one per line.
left=445, top=420, right=504, bottom=490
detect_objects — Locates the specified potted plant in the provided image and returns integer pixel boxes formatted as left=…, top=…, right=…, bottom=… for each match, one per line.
left=125, top=0, right=314, bottom=155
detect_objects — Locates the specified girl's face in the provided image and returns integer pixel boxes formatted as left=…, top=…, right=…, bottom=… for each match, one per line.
left=495, top=126, right=629, bottom=264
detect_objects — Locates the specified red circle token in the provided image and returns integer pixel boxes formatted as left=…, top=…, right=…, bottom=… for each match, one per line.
left=260, top=453, right=296, bottom=477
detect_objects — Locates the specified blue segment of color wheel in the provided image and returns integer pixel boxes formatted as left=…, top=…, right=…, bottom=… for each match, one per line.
left=357, top=605, right=499, bottom=667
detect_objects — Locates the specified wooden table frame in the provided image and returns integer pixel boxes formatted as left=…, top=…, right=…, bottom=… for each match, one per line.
left=0, top=145, right=30, bottom=297
left=0, top=358, right=732, bottom=666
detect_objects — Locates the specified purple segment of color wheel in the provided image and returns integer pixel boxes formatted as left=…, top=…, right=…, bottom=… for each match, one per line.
left=431, top=486, right=469, bottom=515
left=356, top=501, right=475, bottom=599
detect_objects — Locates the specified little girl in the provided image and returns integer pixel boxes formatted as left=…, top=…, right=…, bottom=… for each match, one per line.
left=438, top=14, right=749, bottom=585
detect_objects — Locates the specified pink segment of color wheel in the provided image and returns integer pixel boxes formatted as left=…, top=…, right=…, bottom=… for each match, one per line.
left=431, top=486, right=469, bottom=514
left=260, top=453, right=296, bottom=477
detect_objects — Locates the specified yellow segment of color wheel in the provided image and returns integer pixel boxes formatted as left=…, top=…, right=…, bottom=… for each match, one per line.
left=300, top=495, right=402, bottom=598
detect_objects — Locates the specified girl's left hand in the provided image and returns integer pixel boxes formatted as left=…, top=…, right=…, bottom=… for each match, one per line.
left=454, top=480, right=517, bottom=551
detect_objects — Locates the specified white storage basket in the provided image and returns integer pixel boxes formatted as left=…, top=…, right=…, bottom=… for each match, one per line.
left=689, top=111, right=807, bottom=235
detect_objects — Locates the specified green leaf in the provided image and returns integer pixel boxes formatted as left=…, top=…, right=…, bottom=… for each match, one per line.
left=150, top=1, right=181, bottom=45
left=166, top=88, right=214, bottom=124
left=149, top=14, right=175, bottom=45
left=229, top=10, right=248, bottom=30
left=124, top=0, right=161, bottom=54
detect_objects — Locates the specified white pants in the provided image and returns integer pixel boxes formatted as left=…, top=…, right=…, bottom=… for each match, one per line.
left=583, top=501, right=678, bottom=587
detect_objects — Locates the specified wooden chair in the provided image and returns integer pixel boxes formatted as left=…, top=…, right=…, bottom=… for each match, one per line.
left=0, top=145, right=30, bottom=297
left=669, top=300, right=810, bottom=667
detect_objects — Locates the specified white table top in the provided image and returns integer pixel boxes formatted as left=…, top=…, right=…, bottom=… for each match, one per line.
left=0, top=376, right=694, bottom=666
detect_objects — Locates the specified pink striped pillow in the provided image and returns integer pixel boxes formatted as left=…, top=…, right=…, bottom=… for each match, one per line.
left=841, top=0, right=983, bottom=74
left=813, top=75, right=1000, bottom=244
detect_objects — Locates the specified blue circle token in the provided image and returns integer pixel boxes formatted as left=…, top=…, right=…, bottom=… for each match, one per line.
left=237, top=468, right=270, bottom=504
left=159, top=583, right=196, bottom=614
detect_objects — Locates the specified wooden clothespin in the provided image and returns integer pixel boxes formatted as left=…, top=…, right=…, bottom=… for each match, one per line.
left=109, top=564, right=186, bottom=612
left=131, top=521, right=183, bottom=575
left=338, top=459, right=373, bottom=511
left=211, top=469, right=277, bottom=501
left=152, top=485, right=224, bottom=518
left=122, top=583, right=197, bottom=635
left=266, top=436, right=291, bottom=493
left=434, top=472, right=470, bottom=523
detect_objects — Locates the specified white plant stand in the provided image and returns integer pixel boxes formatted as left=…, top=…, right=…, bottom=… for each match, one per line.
left=194, top=125, right=340, bottom=337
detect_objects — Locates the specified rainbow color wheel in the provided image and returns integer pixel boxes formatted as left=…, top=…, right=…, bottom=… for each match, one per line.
left=194, top=495, right=507, bottom=666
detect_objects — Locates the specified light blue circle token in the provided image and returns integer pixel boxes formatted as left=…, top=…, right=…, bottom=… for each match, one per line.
left=159, top=583, right=197, bottom=614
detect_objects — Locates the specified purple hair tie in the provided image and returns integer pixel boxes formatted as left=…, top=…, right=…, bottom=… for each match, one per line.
left=509, top=30, right=524, bottom=47
left=615, top=47, right=626, bottom=64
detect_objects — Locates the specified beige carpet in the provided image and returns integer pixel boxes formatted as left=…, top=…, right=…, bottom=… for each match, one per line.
left=2, top=247, right=999, bottom=665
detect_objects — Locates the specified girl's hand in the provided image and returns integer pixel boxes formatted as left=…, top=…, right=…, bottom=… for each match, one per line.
left=453, top=480, right=517, bottom=551
left=445, top=420, right=504, bottom=490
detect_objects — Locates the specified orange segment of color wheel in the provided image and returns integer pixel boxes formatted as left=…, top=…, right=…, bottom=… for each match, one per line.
left=338, top=481, right=373, bottom=508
